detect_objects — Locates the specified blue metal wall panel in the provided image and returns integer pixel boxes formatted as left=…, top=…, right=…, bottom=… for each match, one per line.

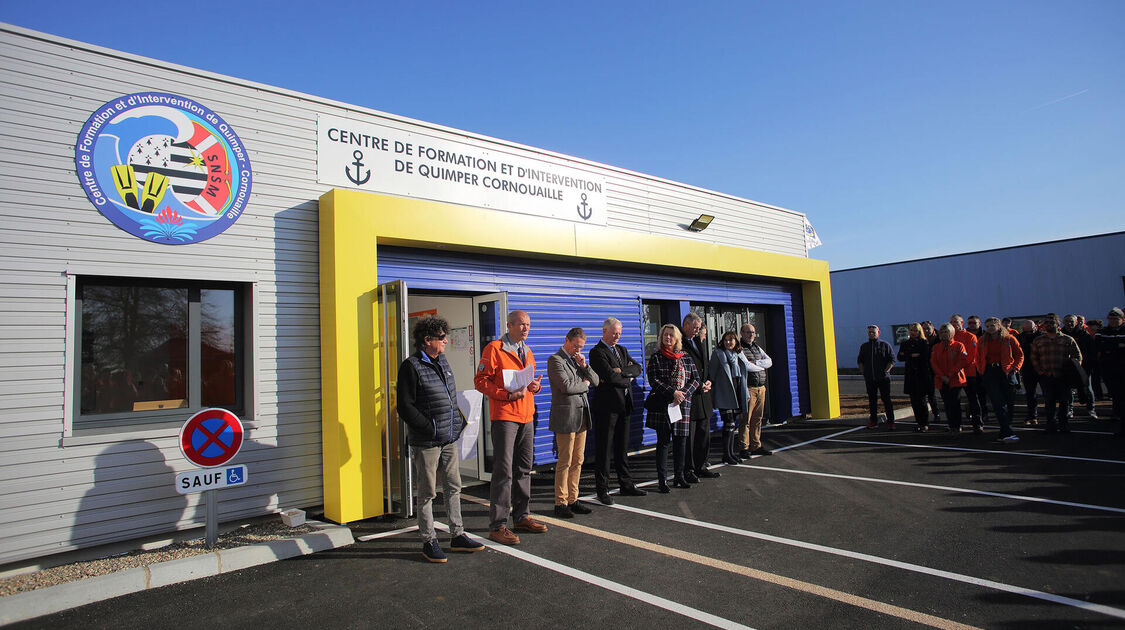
left=377, top=246, right=807, bottom=466
left=829, top=232, right=1125, bottom=368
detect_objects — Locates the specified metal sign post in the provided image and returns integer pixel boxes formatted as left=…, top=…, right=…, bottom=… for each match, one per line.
left=204, top=489, right=218, bottom=548
left=177, top=408, right=247, bottom=549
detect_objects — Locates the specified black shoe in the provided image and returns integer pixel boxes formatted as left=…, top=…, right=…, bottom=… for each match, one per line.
left=596, top=489, right=614, bottom=505
left=1059, top=424, right=1071, bottom=434
left=722, top=456, right=741, bottom=465
left=672, top=478, right=691, bottom=489
left=972, top=426, right=984, bottom=434
left=696, top=469, right=720, bottom=478
left=684, top=473, right=700, bottom=484
left=554, top=504, right=574, bottom=518
left=569, top=501, right=592, bottom=515
left=619, top=486, right=648, bottom=497
left=657, top=482, right=671, bottom=494
left=751, top=448, right=773, bottom=456
left=738, top=449, right=751, bottom=459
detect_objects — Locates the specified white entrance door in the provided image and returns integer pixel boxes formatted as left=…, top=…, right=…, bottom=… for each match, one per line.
left=471, top=292, right=507, bottom=482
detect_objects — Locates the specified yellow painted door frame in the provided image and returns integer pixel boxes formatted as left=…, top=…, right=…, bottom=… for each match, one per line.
left=319, top=189, right=839, bottom=523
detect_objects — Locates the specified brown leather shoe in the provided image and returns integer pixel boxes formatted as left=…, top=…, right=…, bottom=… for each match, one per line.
left=513, top=517, right=548, bottom=533
left=488, top=526, right=520, bottom=545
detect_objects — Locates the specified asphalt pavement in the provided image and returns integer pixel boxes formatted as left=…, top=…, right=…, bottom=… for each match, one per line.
left=11, top=411, right=1125, bottom=630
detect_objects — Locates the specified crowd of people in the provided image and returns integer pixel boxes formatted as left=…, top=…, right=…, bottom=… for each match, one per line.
left=395, top=306, right=1125, bottom=562
left=396, top=310, right=774, bottom=562
left=857, top=309, right=1125, bottom=442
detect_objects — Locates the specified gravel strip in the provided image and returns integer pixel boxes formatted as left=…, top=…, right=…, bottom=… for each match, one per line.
left=0, top=521, right=314, bottom=597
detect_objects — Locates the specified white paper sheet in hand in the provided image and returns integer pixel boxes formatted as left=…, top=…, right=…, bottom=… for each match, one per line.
left=456, top=390, right=483, bottom=460
left=668, top=402, right=684, bottom=422
left=502, top=364, right=535, bottom=392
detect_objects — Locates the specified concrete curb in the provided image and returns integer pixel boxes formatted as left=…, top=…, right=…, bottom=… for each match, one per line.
left=0, top=521, right=354, bottom=626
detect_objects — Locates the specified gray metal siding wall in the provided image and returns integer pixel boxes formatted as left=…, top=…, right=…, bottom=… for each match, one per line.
left=830, top=232, right=1125, bottom=368
left=0, top=29, right=325, bottom=563
left=0, top=24, right=812, bottom=563
left=376, top=247, right=808, bottom=465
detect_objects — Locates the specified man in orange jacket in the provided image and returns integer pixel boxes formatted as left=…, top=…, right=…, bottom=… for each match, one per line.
left=951, top=314, right=985, bottom=432
left=474, top=309, right=547, bottom=545
left=976, top=317, right=1024, bottom=443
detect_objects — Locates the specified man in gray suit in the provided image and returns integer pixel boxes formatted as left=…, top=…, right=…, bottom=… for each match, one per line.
left=548, top=327, right=600, bottom=518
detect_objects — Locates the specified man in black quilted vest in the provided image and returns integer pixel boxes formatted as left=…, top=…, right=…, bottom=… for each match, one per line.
left=397, top=316, right=485, bottom=563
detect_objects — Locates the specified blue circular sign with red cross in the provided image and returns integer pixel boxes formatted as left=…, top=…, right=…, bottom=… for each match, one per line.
left=179, top=408, right=244, bottom=468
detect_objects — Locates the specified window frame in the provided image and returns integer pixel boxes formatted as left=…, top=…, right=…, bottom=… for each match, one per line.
left=63, top=273, right=256, bottom=440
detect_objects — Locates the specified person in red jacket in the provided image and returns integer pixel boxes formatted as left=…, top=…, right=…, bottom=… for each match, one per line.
left=976, top=317, right=1025, bottom=443
left=951, top=314, right=985, bottom=432
left=931, top=323, right=970, bottom=433
left=474, top=309, right=546, bottom=545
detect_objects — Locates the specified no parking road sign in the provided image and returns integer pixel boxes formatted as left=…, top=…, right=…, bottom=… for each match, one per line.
left=180, top=408, right=244, bottom=468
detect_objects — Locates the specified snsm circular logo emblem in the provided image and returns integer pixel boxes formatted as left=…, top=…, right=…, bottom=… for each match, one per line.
left=74, top=92, right=252, bottom=244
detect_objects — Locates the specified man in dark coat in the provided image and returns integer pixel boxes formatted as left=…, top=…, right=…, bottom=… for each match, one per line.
left=1097, top=308, right=1125, bottom=432
left=1063, top=314, right=1099, bottom=420
left=589, top=317, right=646, bottom=505
left=681, top=312, right=718, bottom=480
left=858, top=324, right=896, bottom=429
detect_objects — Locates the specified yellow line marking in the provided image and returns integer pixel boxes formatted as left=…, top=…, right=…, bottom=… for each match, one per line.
left=463, top=495, right=979, bottom=630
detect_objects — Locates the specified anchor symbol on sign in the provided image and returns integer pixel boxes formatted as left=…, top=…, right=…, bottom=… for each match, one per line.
left=346, top=149, right=371, bottom=185
left=576, top=193, right=593, bottom=221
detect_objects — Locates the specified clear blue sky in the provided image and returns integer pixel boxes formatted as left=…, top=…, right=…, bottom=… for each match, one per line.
left=4, top=1, right=1122, bottom=269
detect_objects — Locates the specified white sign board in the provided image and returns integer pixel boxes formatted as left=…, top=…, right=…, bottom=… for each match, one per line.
left=175, top=464, right=248, bottom=495
left=318, top=115, right=608, bottom=225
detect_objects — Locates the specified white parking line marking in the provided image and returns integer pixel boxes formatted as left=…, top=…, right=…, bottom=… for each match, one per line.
left=822, top=438, right=1125, bottom=465
left=432, top=523, right=752, bottom=630
left=740, top=464, right=1125, bottom=514
left=606, top=502, right=1125, bottom=621
left=577, top=425, right=865, bottom=502
left=356, top=525, right=419, bottom=541
left=772, top=425, right=866, bottom=453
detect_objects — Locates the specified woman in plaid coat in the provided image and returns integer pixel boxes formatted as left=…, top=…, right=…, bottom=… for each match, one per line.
left=645, top=324, right=700, bottom=492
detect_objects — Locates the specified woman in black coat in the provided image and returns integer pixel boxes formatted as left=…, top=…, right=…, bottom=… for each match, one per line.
left=898, top=322, right=934, bottom=431
left=644, top=324, right=700, bottom=492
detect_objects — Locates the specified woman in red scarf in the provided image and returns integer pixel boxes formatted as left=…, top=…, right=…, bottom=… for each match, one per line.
left=645, top=324, right=700, bottom=492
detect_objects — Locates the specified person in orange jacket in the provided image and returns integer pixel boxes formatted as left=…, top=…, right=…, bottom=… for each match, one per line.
left=976, top=317, right=1025, bottom=443
left=474, top=309, right=547, bottom=546
left=950, top=314, right=985, bottom=432
left=931, top=323, right=970, bottom=433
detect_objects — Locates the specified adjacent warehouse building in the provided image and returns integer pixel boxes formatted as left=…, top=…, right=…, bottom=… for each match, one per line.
left=0, top=24, right=839, bottom=565
left=830, top=231, right=1125, bottom=367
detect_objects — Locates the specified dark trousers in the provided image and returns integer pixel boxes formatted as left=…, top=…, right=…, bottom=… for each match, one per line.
left=909, top=392, right=930, bottom=427
left=964, top=375, right=984, bottom=424
left=926, top=387, right=941, bottom=419
left=688, top=415, right=712, bottom=472
left=941, top=385, right=963, bottom=429
left=1090, top=366, right=1105, bottom=400
left=1040, top=375, right=1073, bottom=429
left=1021, top=368, right=1040, bottom=420
left=982, top=366, right=1016, bottom=437
left=593, top=409, right=633, bottom=491
left=1103, top=368, right=1125, bottom=425
left=1069, top=371, right=1096, bottom=412
left=865, top=378, right=894, bottom=421
left=654, top=425, right=688, bottom=481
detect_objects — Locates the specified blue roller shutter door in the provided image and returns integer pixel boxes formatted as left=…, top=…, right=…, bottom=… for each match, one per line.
left=377, top=246, right=805, bottom=466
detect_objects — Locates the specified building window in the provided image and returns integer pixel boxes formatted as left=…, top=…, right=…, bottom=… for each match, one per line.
left=75, top=277, right=247, bottom=430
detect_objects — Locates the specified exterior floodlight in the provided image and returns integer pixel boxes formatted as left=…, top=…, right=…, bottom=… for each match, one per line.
left=687, top=214, right=714, bottom=232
